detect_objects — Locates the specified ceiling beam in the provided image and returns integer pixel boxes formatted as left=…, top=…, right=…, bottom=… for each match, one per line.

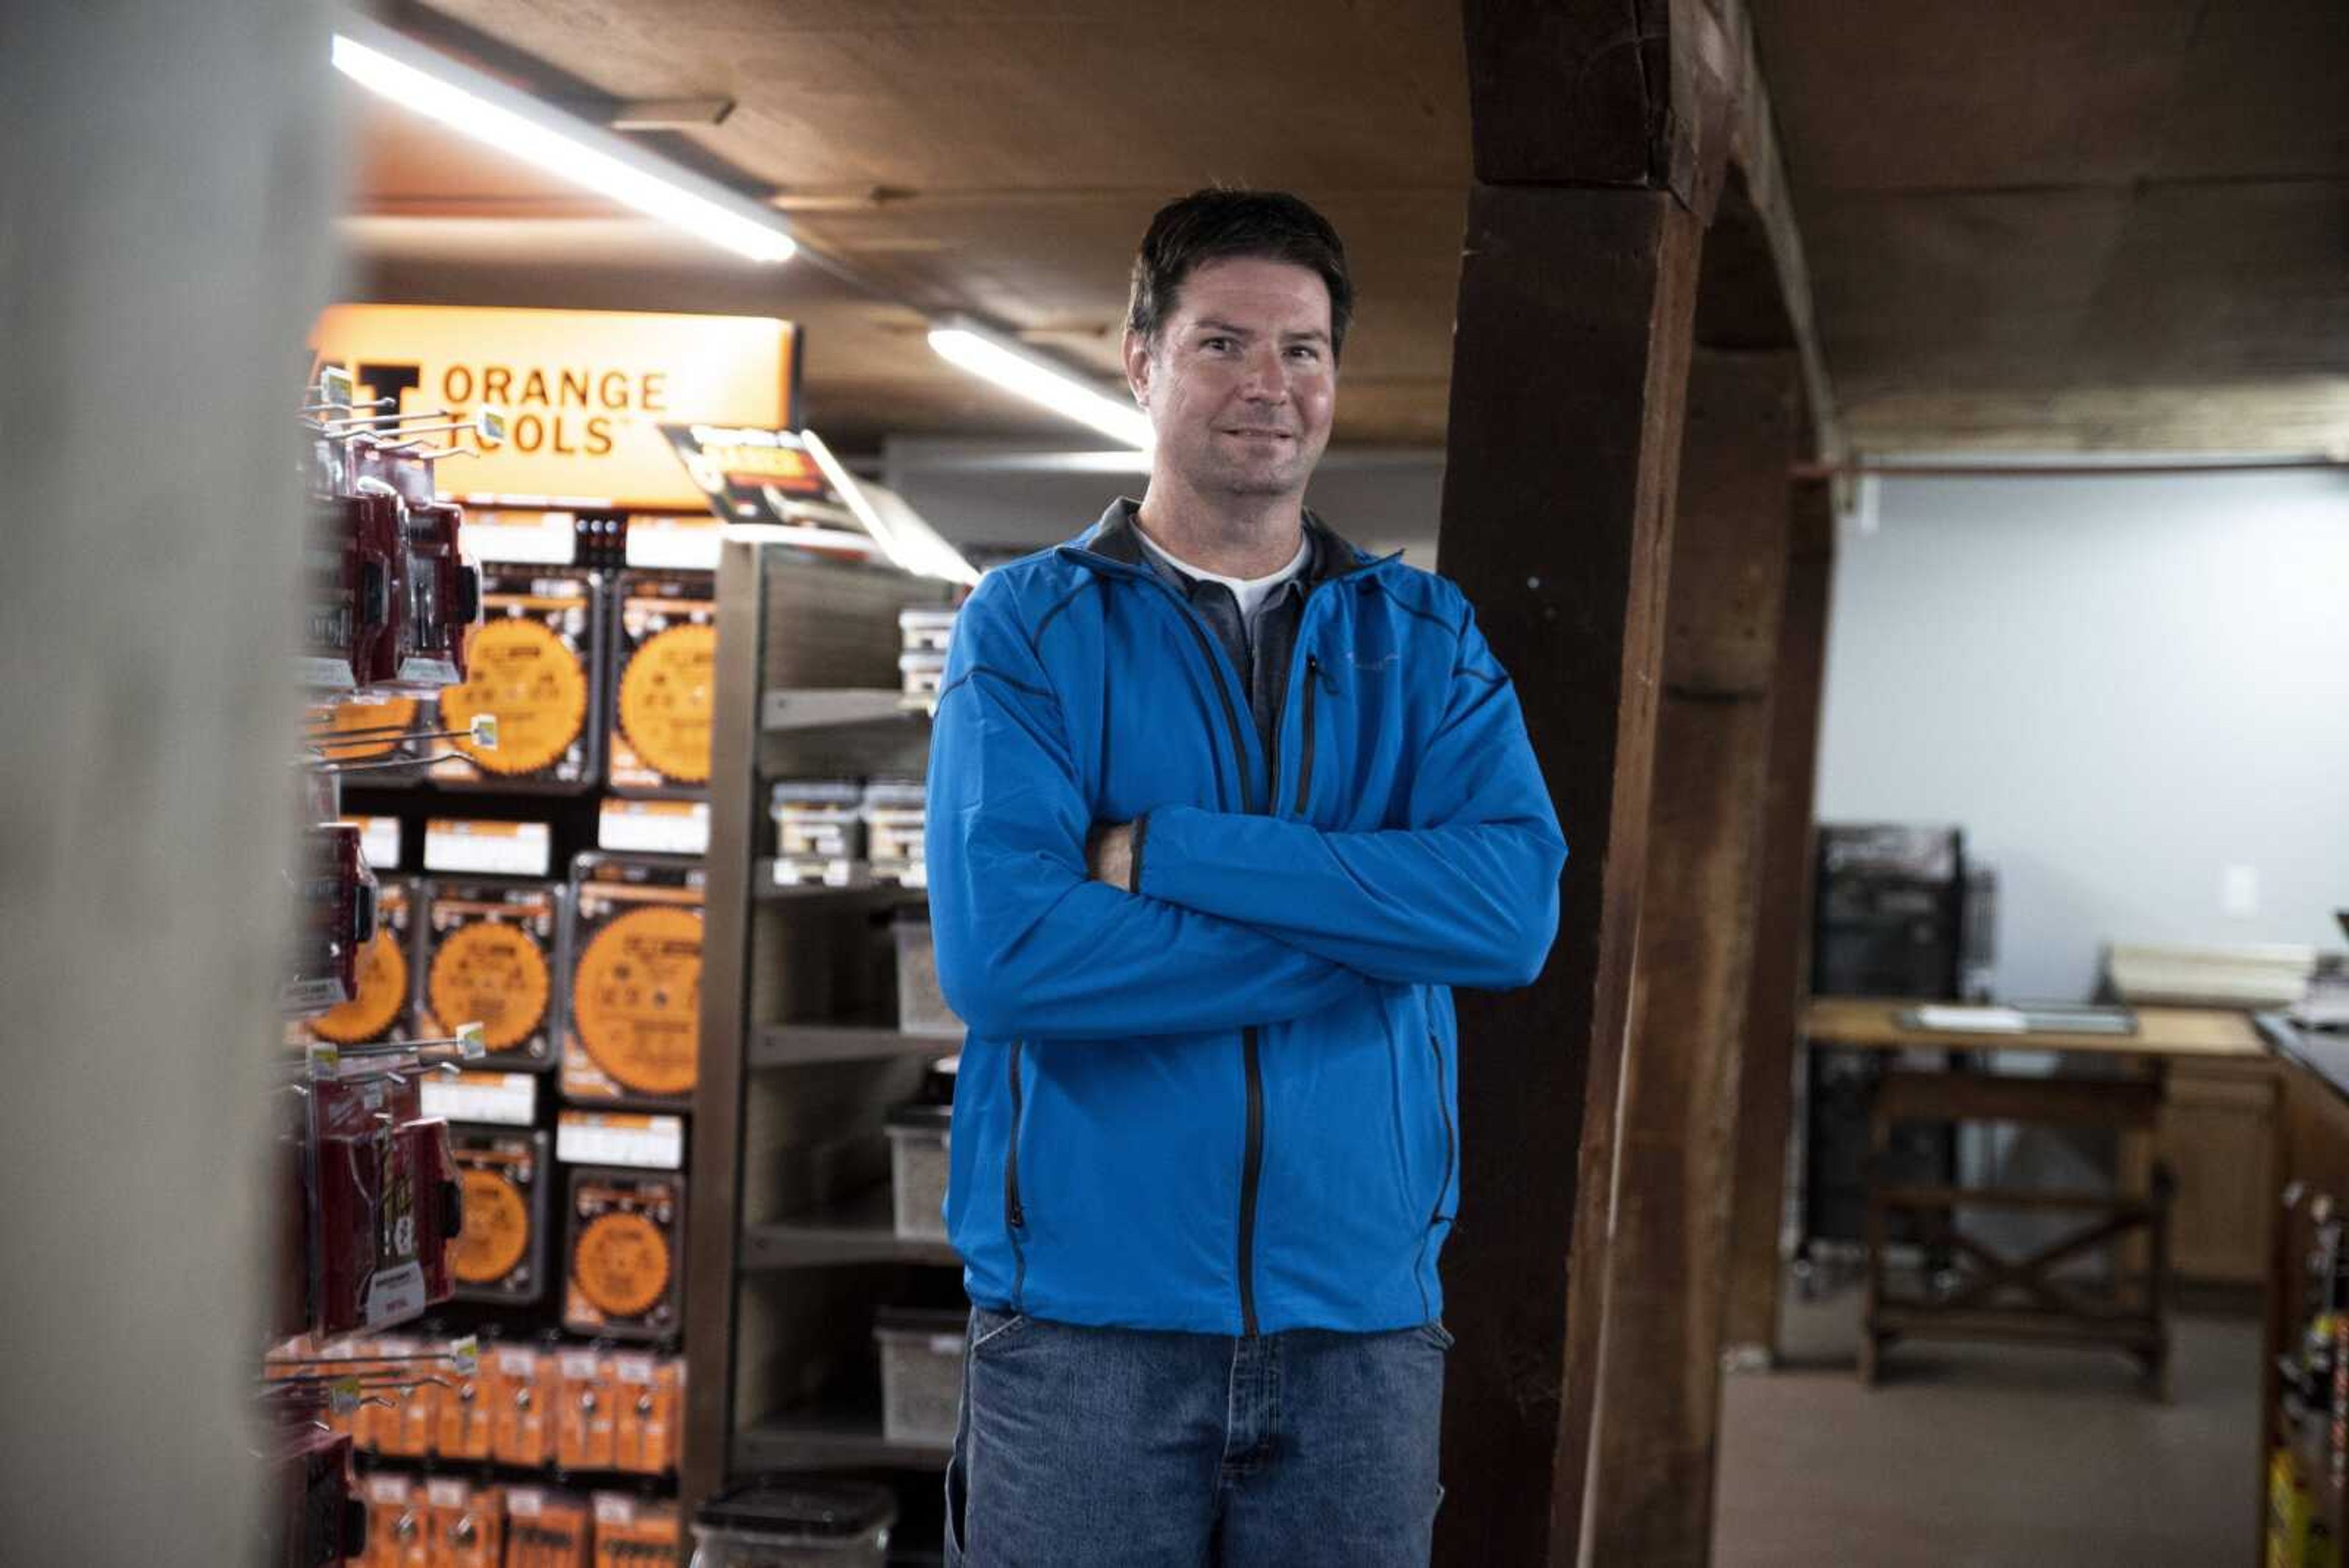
left=1714, top=0, right=1841, bottom=462
left=1461, top=0, right=1736, bottom=213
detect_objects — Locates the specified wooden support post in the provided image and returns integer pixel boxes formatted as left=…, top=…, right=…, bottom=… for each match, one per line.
left=1439, top=4, right=1839, bottom=1561
left=1719, top=482, right=1837, bottom=1359
left=1578, top=350, right=1798, bottom=1566
left=1436, top=178, right=1703, bottom=1568
left=1435, top=9, right=1727, bottom=1561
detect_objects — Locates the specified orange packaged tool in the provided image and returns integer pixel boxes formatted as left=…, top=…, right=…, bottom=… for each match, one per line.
left=611, top=1355, right=682, bottom=1476
left=590, top=1493, right=681, bottom=1567
left=370, top=1336, right=438, bottom=1458
left=488, top=1344, right=554, bottom=1469
left=362, top=1473, right=428, bottom=1568
left=503, top=1487, right=591, bottom=1568
left=554, top=1347, right=618, bottom=1473
left=422, top=1477, right=502, bottom=1568
left=435, top=1351, right=495, bottom=1461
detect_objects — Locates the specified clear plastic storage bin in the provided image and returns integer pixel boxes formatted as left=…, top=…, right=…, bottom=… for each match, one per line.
left=893, top=912, right=960, bottom=1036
left=770, top=781, right=866, bottom=861
left=863, top=781, right=927, bottom=888
left=898, top=606, right=957, bottom=655
left=874, top=1307, right=967, bottom=1447
left=885, top=1102, right=951, bottom=1241
left=899, top=651, right=946, bottom=706
left=689, top=1481, right=895, bottom=1567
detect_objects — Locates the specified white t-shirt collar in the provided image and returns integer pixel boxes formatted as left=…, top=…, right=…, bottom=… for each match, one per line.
left=1135, top=527, right=1312, bottom=622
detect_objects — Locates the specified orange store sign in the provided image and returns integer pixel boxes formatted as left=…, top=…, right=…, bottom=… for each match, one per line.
left=310, top=305, right=798, bottom=508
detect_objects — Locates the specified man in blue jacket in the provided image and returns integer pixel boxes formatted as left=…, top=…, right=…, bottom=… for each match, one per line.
left=927, top=188, right=1566, bottom=1567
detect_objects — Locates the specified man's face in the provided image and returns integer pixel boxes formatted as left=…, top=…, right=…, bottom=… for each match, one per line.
left=1125, top=256, right=1337, bottom=503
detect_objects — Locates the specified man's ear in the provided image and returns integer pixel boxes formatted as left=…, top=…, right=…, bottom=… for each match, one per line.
left=1121, top=327, right=1152, bottom=411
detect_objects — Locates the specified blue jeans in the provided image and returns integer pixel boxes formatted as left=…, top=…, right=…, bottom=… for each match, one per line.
left=944, top=1306, right=1449, bottom=1567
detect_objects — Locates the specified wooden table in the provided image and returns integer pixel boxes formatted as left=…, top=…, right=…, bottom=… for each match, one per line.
left=1805, top=1000, right=2265, bottom=1395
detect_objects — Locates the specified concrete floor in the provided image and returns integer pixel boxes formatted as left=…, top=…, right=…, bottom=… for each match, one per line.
left=1711, top=1277, right=2262, bottom=1568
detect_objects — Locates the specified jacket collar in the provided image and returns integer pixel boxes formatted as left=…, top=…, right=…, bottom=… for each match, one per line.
left=1072, top=497, right=1383, bottom=586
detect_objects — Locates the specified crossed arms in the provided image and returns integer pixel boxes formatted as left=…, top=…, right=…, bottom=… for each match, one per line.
left=924, top=575, right=1567, bottom=1042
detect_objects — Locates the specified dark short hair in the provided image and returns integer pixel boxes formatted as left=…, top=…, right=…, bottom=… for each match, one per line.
left=1127, top=188, right=1355, bottom=360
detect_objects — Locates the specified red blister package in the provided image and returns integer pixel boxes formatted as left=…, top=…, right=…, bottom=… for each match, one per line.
left=262, top=1422, right=368, bottom=1568
left=354, top=442, right=480, bottom=692
left=308, top=1076, right=459, bottom=1335
left=302, top=489, right=401, bottom=693
left=285, top=825, right=377, bottom=1017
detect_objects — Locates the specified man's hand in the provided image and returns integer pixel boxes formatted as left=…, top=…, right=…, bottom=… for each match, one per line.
left=1086, top=821, right=1137, bottom=892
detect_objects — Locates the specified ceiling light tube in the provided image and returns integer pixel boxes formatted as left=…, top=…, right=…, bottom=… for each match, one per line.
left=927, top=318, right=1154, bottom=450
left=330, top=13, right=795, bottom=265
left=800, top=429, right=982, bottom=586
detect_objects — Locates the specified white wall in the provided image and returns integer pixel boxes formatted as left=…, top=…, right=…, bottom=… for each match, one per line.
left=1816, top=469, right=2349, bottom=1002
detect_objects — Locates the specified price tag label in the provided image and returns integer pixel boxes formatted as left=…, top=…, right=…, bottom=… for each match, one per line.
left=625, top=515, right=723, bottom=570
left=352, top=816, right=403, bottom=871
left=557, top=1111, right=685, bottom=1170
left=424, top=819, right=552, bottom=878
left=599, top=798, right=711, bottom=856
left=419, top=1072, right=537, bottom=1128
left=459, top=510, right=577, bottom=565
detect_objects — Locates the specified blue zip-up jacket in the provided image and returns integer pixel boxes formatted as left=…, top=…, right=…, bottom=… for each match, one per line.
left=926, top=502, right=1566, bottom=1337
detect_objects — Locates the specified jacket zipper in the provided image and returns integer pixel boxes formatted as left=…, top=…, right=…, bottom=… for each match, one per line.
left=1004, top=1042, right=1028, bottom=1305
left=1428, top=1030, right=1456, bottom=1225
left=1139, top=576, right=1274, bottom=1334
left=1133, top=572, right=1337, bottom=1339
left=1292, top=655, right=1322, bottom=816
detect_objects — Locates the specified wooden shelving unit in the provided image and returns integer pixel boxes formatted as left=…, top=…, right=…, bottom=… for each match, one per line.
left=734, top=1402, right=954, bottom=1473
left=751, top=1022, right=961, bottom=1069
left=686, top=538, right=964, bottom=1546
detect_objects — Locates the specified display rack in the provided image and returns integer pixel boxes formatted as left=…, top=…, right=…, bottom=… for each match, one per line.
left=687, top=538, right=960, bottom=1555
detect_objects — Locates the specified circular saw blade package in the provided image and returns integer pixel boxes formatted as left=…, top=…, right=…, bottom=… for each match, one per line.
left=429, top=570, right=606, bottom=792
left=563, top=1166, right=685, bottom=1342
left=560, top=853, right=703, bottom=1108
left=606, top=570, right=716, bottom=797
left=418, top=877, right=565, bottom=1071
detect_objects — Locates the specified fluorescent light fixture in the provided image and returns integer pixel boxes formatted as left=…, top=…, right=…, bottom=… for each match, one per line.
left=330, top=14, right=795, bottom=265
left=801, top=429, right=982, bottom=586
left=927, top=318, right=1154, bottom=450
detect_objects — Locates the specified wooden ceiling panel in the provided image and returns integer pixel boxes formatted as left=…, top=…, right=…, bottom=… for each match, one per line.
left=1799, top=190, right=2136, bottom=397
left=1747, top=0, right=2206, bottom=193
left=411, top=0, right=1472, bottom=193
left=343, top=1, right=2346, bottom=453
left=2151, top=0, right=2349, bottom=180
left=2073, top=180, right=2349, bottom=384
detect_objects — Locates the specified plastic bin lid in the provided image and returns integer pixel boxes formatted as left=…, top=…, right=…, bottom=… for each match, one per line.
left=695, top=1480, right=897, bottom=1539
left=885, top=1101, right=952, bottom=1132
left=768, top=779, right=863, bottom=805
